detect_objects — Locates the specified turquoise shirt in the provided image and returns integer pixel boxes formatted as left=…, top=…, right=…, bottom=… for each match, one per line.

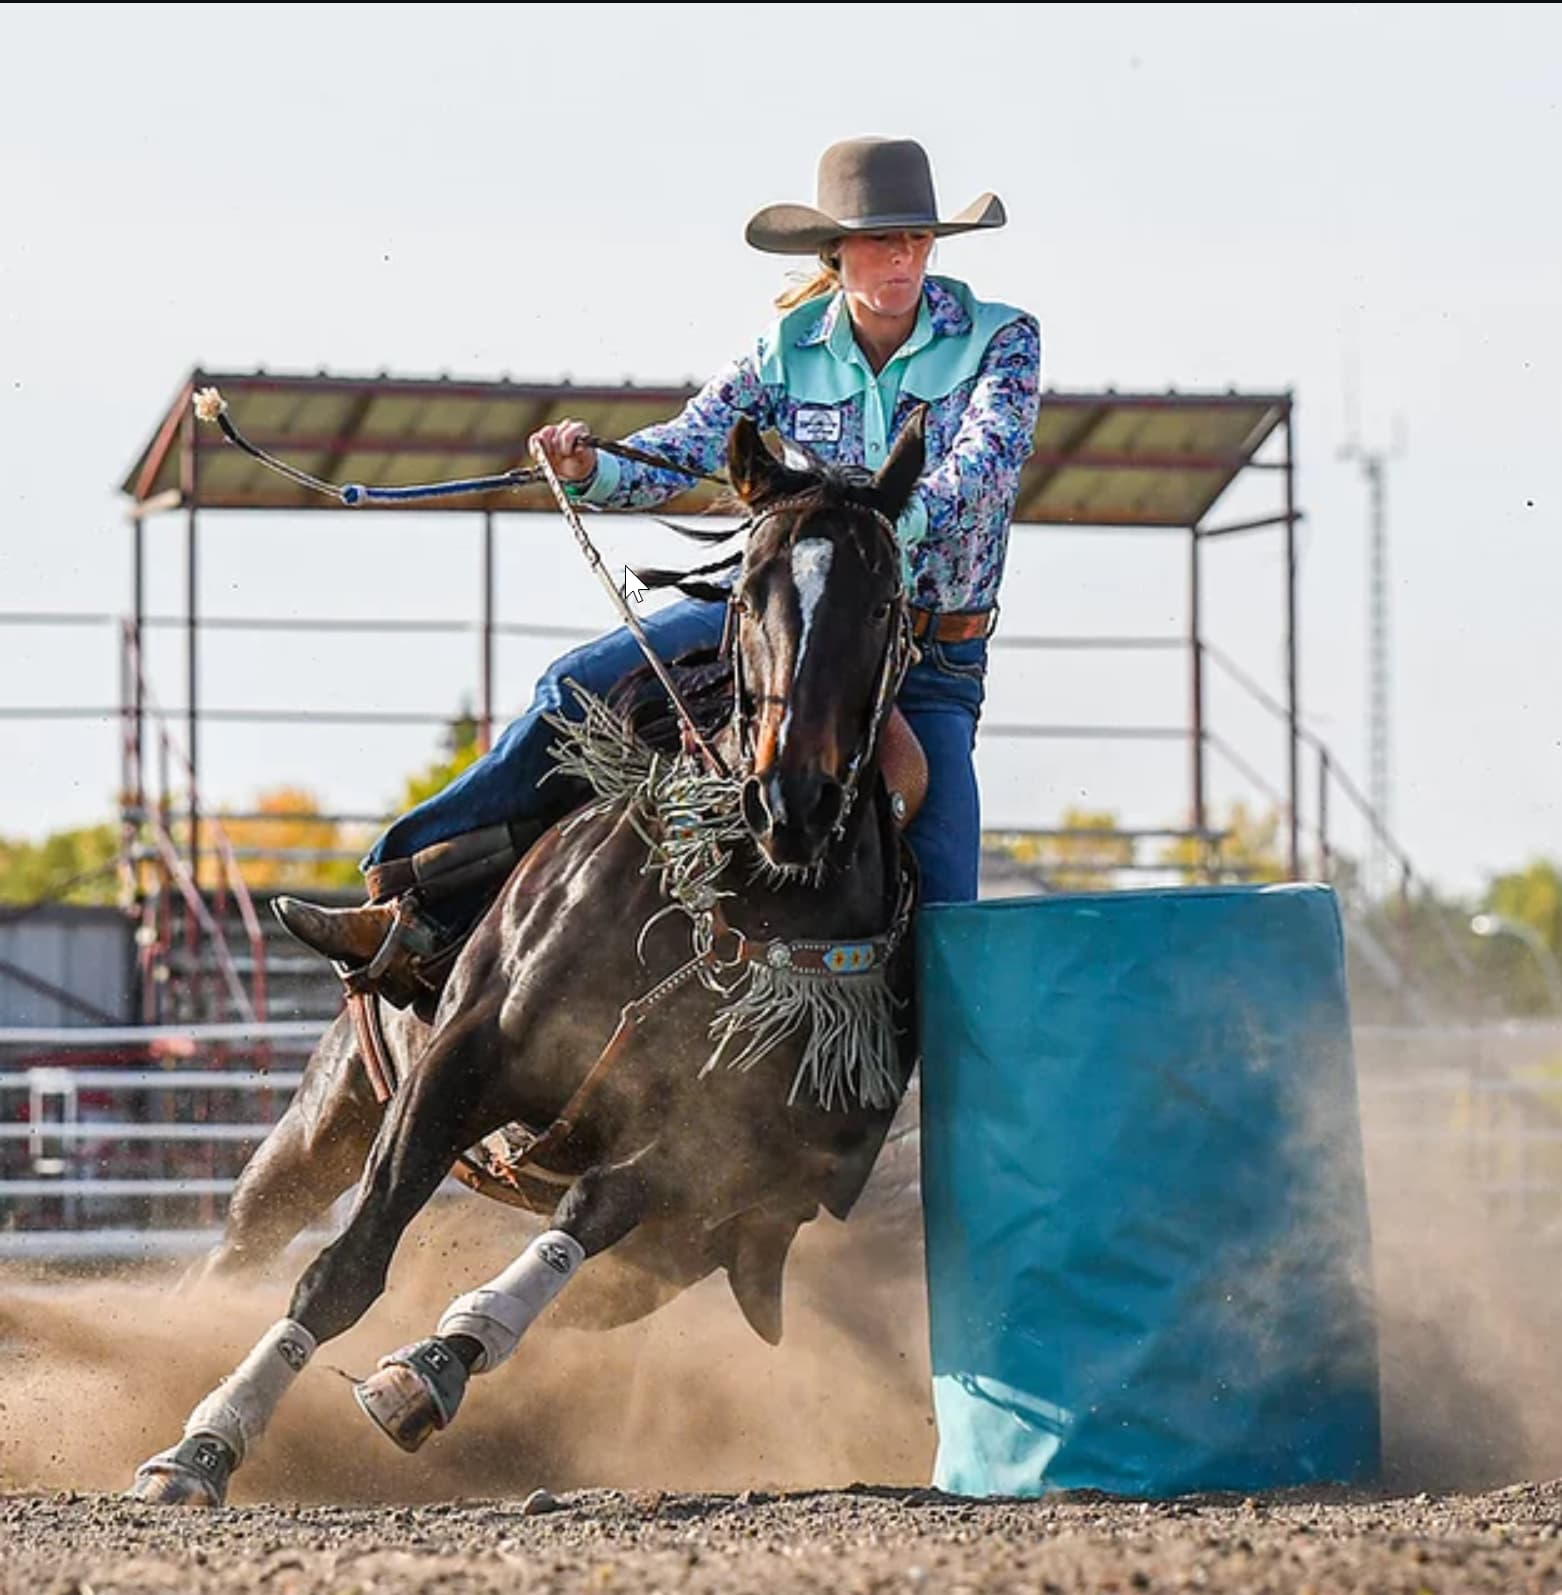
left=578, top=276, right=1043, bottom=613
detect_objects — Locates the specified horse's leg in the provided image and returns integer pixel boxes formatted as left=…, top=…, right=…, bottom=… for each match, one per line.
left=182, top=1036, right=383, bottom=1287
left=353, top=1149, right=661, bottom=1453
left=128, top=994, right=505, bottom=1506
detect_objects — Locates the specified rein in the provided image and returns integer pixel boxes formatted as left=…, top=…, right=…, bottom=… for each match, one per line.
left=191, top=385, right=739, bottom=776
left=192, top=388, right=912, bottom=828
left=190, top=387, right=725, bottom=506
left=528, top=437, right=730, bottom=779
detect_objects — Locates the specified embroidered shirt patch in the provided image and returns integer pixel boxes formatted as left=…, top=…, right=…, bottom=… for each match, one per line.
left=794, top=406, right=842, bottom=444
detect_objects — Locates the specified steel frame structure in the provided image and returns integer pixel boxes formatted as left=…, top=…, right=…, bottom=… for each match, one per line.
left=3, top=369, right=1329, bottom=1025
left=115, top=369, right=1304, bottom=869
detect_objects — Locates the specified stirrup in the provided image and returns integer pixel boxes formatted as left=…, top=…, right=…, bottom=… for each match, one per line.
left=338, top=895, right=457, bottom=1013
left=342, top=819, right=545, bottom=1011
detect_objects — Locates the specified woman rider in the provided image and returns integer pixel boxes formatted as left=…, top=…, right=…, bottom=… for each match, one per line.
left=274, top=135, right=1044, bottom=1008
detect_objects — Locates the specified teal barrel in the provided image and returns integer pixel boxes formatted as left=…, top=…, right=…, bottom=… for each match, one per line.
left=917, top=883, right=1381, bottom=1498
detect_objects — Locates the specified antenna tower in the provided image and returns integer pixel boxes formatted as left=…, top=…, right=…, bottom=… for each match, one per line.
left=1339, top=341, right=1405, bottom=898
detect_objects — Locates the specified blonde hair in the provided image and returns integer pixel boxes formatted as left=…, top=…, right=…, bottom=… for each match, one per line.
left=773, top=247, right=843, bottom=311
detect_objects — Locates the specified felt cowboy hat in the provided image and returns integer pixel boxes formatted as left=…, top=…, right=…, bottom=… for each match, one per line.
left=745, top=136, right=1006, bottom=256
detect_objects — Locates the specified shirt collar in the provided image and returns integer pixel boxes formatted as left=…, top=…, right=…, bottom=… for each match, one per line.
left=796, top=277, right=967, bottom=357
left=924, top=276, right=972, bottom=337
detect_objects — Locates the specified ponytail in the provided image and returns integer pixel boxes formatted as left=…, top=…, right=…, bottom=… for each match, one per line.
left=773, top=248, right=842, bottom=311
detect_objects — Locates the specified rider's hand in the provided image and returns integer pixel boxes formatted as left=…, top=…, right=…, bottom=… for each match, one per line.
left=530, top=419, right=598, bottom=484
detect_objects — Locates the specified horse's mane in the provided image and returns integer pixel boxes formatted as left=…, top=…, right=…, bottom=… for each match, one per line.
left=606, top=648, right=735, bottom=758
left=606, top=455, right=897, bottom=758
left=646, top=453, right=898, bottom=573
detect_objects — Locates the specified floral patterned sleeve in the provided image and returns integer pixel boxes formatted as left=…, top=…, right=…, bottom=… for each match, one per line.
left=576, top=353, right=776, bottom=511
left=899, top=315, right=1043, bottom=610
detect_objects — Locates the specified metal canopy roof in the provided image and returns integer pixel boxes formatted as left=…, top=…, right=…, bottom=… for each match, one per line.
left=122, top=369, right=1291, bottom=529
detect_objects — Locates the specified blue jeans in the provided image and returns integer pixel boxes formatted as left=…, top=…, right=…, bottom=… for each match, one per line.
left=368, top=600, right=988, bottom=906
left=897, top=634, right=987, bottom=905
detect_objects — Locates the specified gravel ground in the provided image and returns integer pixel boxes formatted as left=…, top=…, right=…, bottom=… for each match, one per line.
left=4, top=1479, right=1562, bottom=1594
left=7, top=1102, right=1562, bottom=1592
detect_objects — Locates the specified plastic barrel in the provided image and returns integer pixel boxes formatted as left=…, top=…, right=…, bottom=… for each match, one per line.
left=917, top=883, right=1381, bottom=1498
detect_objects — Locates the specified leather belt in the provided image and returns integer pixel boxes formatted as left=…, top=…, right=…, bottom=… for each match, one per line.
left=909, top=606, right=997, bottom=643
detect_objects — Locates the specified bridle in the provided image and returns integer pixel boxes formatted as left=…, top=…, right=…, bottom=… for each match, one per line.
left=725, top=489, right=916, bottom=842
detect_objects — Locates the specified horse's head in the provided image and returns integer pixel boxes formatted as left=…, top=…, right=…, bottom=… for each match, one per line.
left=723, top=409, right=925, bottom=873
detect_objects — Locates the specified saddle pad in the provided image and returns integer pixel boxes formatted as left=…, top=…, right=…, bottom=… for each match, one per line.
left=916, top=882, right=1381, bottom=1498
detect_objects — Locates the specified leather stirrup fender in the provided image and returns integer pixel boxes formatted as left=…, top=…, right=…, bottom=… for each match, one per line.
left=365, top=820, right=538, bottom=906
left=879, top=708, right=928, bottom=830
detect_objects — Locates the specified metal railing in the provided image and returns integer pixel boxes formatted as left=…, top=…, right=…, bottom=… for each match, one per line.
left=6, top=1020, right=1562, bottom=1260
left=5, top=601, right=1453, bottom=1016
left=0, top=1024, right=322, bottom=1250
left=120, top=625, right=269, bottom=1026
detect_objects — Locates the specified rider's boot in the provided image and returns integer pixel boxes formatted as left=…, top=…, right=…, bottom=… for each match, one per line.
left=272, top=819, right=543, bottom=1010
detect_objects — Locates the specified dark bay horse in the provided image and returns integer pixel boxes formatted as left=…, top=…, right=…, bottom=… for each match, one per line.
left=129, top=412, right=928, bottom=1506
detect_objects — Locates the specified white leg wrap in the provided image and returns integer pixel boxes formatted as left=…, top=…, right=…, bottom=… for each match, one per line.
left=184, top=1318, right=317, bottom=1463
left=436, top=1229, right=585, bottom=1373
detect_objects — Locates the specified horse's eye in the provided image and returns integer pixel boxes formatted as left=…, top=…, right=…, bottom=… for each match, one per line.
left=871, top=602, right=892, bottom=622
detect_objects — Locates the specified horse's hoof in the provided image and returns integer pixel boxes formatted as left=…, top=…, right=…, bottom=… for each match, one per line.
left=128, top=1433, right=235, bottom=1507
left=354, top=1337, right=467, bottom=1455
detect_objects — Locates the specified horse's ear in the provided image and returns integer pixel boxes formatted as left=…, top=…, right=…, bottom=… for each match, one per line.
left=872, top=406, right=927, bottom=522
left=727, top=416, right=793, bottom=507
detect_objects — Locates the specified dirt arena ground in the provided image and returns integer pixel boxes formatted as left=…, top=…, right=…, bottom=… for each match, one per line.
left=6, top=1478, right=1562, bottom=1595
left=4, top=1109, right=1562, bottom=1592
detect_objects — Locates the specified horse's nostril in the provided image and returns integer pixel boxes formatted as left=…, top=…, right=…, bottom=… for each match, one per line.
left=810, top=779, right=844, bottom=834
left=741, top=777, right=770, bottom=835
left=744, top=772, right=841, bottom=844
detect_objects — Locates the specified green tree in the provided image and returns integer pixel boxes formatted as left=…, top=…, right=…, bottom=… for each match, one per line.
left=0, top=823, right=122, bottom=906
left=1485, top=859, right=1562, bottom=957
left=989, top=807, right=1135, bottom=891
left=397, top=698, right=484, bottom=811
left=1158, top=800, right=1287, bottom=884
left=0, top=703, right=489, bottom=912
left=1471, top=857, right=1562, bottom=1016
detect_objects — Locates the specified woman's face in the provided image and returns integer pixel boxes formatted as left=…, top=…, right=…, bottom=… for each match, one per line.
left=835, top=230, right=935, bottom=319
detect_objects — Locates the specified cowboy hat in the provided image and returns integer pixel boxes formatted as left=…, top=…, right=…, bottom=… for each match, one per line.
left=745, top=136, right=1006, bottom=256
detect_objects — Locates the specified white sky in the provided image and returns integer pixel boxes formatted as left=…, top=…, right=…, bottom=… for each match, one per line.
left=1, top=2, right=1557, bottom=898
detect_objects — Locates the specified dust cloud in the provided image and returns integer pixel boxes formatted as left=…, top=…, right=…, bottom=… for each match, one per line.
left=1363, top=1118, right=1562, bottom=1492
left=0, top=1192, right=934, bottom=1506
left=5, top=1055, right=1562, bottom=1506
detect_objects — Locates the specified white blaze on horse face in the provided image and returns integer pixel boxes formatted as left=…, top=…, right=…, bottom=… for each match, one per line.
left=777, top=538, right=834, bottom=770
